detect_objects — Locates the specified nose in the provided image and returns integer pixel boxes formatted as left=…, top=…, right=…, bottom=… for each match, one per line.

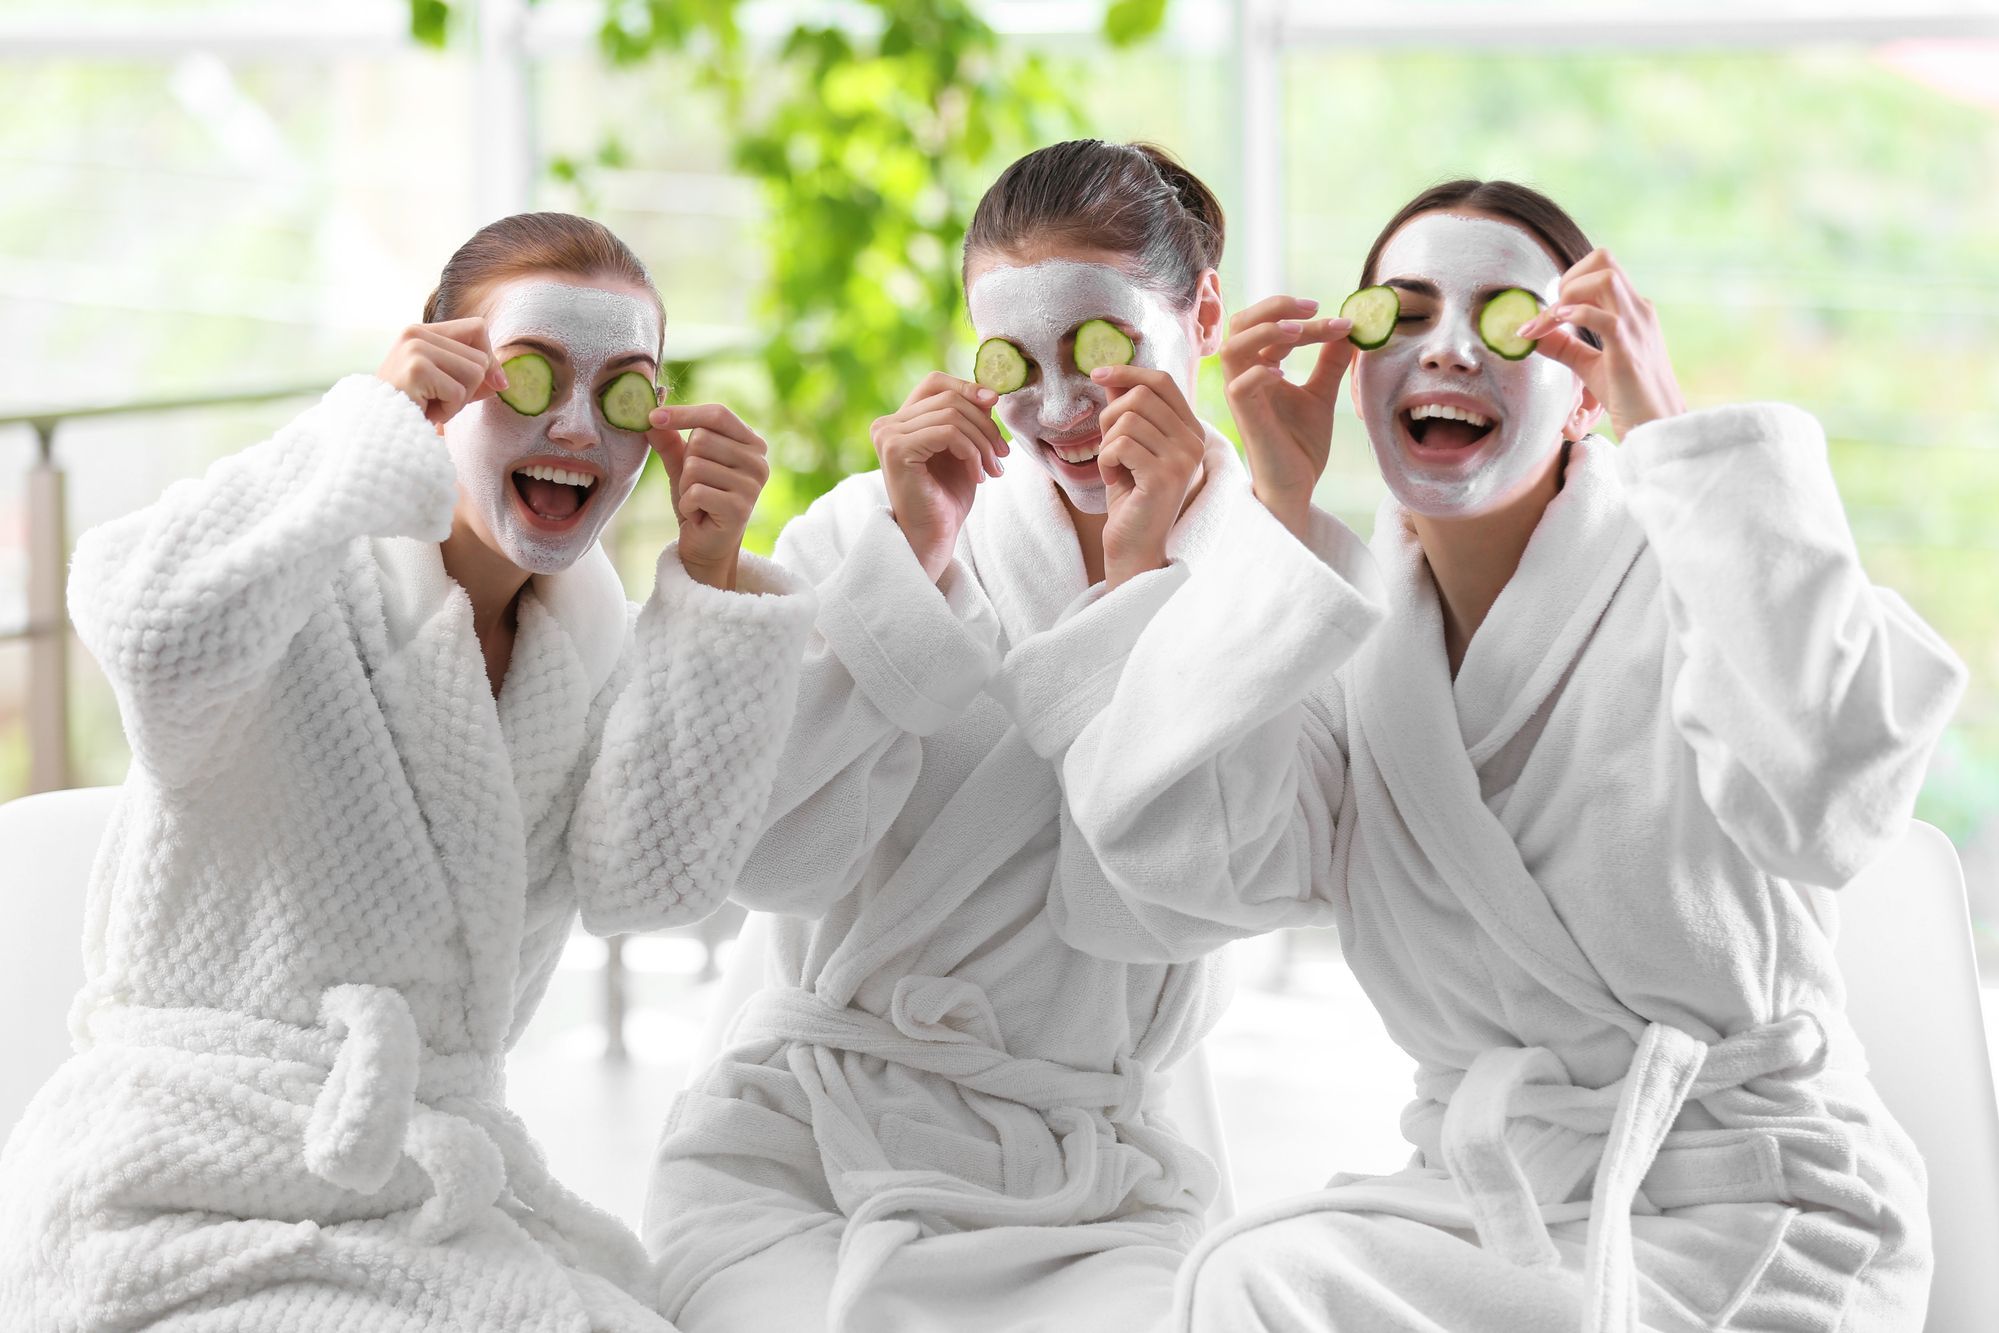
left=546, top=382, right=602, bottom=451
left=1418, top=310, right=1481, bottom=374
left=1039, top=372, right=1105, bottom=435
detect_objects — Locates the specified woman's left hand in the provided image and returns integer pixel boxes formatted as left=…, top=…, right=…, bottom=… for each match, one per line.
left=1517, top=248, right=1687, bottom=439
left=648, top=403, right=772, bottom=591
left=1092, top=364, right=1207, bottom=591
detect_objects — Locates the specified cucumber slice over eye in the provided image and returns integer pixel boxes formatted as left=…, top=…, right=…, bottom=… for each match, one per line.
left=1073, top=319, right=1134, bottom=374
left=1478, top=288, right=1545, bottom=361
left=498, top=352, right=554, bottom=416
left=1340, top=286, right=1400, bottom=350
left=975, top=337, right=1029, bottom=394
left=599, top=370, right=658, bottom=432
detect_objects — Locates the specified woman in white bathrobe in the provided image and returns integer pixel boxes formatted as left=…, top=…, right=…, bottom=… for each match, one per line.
left=0, top=212, right=815, bottom=1332
left=1046, top=180, right=1967, bottom=1332
left=643, top=140, right=1256, bottom=1333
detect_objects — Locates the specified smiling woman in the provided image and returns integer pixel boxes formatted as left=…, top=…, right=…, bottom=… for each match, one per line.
left=0, top=210, right=818, bottom=1331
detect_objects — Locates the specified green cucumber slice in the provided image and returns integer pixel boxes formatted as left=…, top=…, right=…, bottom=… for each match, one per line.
left=1073, top=319, right=1134, bottom=374
left=975, top=337, right=1029, bottom=394
left=1340, top=286, right=1400, bottom=350
left=599, top=370, right=658, bottom=432
left=498, top=352, right=554, bottom=416
left=1478, top=288, right=1545, bottom=361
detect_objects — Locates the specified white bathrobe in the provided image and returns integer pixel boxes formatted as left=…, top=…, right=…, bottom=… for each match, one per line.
left=641, top=433, right=1249, bottom=1333
left=1050, top=405, right=1966, bottom=1332
left=0, top=374, right=815, bottom=1332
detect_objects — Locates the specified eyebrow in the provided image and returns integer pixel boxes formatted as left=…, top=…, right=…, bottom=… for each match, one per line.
left=500, top=336, right=657, bottom=375
left=1383, top=277, right=1531, bottom=305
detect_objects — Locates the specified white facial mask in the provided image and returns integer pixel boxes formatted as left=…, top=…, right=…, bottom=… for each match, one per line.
left=966, top=259, right=1196, bottom=514
left=1353, top=214, right=1581, bottom=519
left=444, top=279, right=660, bottom=574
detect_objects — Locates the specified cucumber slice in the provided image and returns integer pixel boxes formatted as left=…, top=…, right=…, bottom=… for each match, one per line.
left=975, top=337, right=1029, bottom=394
left=599, top=370, right=658, bottom=432
left=1478, top=288, right=1545, bottom=361
left=1340, top=286, right=1400, bottom=350
left=1073, top=319, right=1134, bottom=374
left=498, top=352, right=554, bottom=416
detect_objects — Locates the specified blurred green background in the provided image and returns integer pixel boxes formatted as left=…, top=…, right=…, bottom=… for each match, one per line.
left=1, top=0, right=1994, bottom=963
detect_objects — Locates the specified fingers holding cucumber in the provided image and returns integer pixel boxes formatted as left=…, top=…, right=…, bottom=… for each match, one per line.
left=1513, top=248, right=1685, bottom=437
left=377, top=317, right=508, bottom=428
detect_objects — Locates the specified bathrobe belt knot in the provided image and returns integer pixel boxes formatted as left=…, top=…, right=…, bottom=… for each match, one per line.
left=1430, top=1011, right=1829, bottom=1333
left=90, top=985, right=511, bottom=1245
left=735, top=981, right=1167, bottom=1329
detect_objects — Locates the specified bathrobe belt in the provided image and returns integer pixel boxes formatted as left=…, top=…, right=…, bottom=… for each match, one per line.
left=1424, top=1011, right=1829, bottom=1333
left=91, top=986, right=563, bottom=1246
left=735, top=981, right=1164, bottom=1329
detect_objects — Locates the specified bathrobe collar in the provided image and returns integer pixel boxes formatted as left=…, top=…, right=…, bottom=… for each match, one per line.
left=362, top=536, right=628, bottom=1044
left=1351, top=437, right=1648, bottom=1038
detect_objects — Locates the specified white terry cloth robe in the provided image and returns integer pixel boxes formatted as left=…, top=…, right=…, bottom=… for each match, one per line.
left=1050, top=404, right=1967, bottom=1333
left=641, top=429, right=1262, bottom=1333
left=0, top=374, right=815, bottom=1333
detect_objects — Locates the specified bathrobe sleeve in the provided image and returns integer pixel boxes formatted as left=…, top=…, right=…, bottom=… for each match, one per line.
left=1617, top=403, right=1968, bottom=888
left=733, top=481, right=1003, bottom=917
left=1034, top=492, right=1387, bottom=962
left=67, top=374, right=455, bottom=785
left=569, top=546, right=818, bottom=934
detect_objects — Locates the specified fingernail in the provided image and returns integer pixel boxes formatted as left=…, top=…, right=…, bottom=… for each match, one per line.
left=1299, top=298, right=1320, bottom=311
left=975, top=387, right=996, bottom=403
left=1090, top=367, right=1111, bottom=381
left=1516, top=321, right=1540, bottom=338
left=1277, top=320, right=1303, bottom=336
left=494, top=371, right=510, bottom=390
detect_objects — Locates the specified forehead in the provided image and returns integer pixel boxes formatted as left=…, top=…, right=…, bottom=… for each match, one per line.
left=484, top=277, right=659, bottom=352
left=966, top=258, right=1160, bottom=330
left=1376, top=212, right=1563, bottom=297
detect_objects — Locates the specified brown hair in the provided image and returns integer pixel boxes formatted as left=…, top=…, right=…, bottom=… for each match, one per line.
left=962, top=140, right=1225, bottom=308
left=1360, top=179, right=1599, bottom=347
left=423, top=211, right=664, bottom=348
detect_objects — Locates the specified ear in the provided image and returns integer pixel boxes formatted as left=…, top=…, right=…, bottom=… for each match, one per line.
left=1191, top=268, right=1225, bottom=358
left=1563, top=380, right=1605, bottom=441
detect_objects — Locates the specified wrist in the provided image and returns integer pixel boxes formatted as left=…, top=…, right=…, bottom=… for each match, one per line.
left=1253, top=481, right=1313, bottom=541
left=679, top=547, right=740, bottom=591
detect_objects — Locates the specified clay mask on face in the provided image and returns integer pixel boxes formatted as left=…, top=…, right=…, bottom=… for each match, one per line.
left=966, top=259, right=1195, bottom=513
left=1354, top=213, right=1580, bottom=519
left=444, top=279, right=660, bottom=574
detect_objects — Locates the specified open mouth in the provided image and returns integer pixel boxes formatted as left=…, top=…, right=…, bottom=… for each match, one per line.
left=1040, top=432, right=1103, bottom=472
left=510, top=462, right=600, bottom=527
left=1400, top=401, right=1497, bottom=456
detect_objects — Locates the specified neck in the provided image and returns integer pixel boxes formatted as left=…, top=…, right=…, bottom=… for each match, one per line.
left=1061, top=492, right=1109, bottom=585
left=440, top=513, right=532, bottom=636
left=1408, top=441, right=1566, bottom=677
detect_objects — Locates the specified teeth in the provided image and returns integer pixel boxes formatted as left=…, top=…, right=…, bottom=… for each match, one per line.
left=1050, top=442, right=1100, bottom=464
left=1408, top=403, right=1492, bottom=428
left=514, top=464, right=597, bottom=489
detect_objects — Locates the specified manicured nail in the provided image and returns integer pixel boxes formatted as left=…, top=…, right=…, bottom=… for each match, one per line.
left=1090, top=366, right=1112, bottom=381
left=1298, top=298, right=1320, bottom=312
left=1277, top=320, right=1304, bottom=336
left=975, top=387, right=996, bottom=403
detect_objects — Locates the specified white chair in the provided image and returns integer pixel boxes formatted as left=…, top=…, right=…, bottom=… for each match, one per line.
left=691, top=908, right=1238, bottom=1223
left=1833, top=821, right=1999, bottom=1331
left=0, top=784, right=120, bottom=1137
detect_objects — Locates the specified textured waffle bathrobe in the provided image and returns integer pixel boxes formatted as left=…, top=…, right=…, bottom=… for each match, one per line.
left=642, top=435, right=1251, bottom=1333
left=1050, top=406, right=1965, bottom=1332
left=0, top=375, right=814, bottom=1332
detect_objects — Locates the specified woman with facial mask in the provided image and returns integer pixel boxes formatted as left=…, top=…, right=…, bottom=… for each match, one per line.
left=1043, top=180, right=1966, bottom=1332
left=0, top=212, right=814, bottom=1332
left=642, top=140, right=1277, bottom=1333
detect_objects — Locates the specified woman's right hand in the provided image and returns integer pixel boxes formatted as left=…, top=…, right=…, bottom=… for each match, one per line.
left=376, top=317, right=510, bottom=428
left=1220, top=296, right=1352, bottom=540
left=871, top=373, right=1007, bottom=583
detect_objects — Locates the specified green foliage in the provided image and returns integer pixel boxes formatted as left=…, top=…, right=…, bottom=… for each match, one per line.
left=409, top=0, right=451, bottom=49
left=1105, top=0, right=1170, bottom=47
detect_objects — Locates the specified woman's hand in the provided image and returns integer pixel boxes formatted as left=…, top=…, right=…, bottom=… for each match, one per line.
left=1220, top=296, right=1351, bottom=541
left=871, top=373, right=1006, bottom=584
left=1516, top=249, right=1686, bottom=439
left=376, top=317, right=508, bottom=428
left=648, top=403, right=773, bottom=591
left=1092, top=364, right=1207, bottom=591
